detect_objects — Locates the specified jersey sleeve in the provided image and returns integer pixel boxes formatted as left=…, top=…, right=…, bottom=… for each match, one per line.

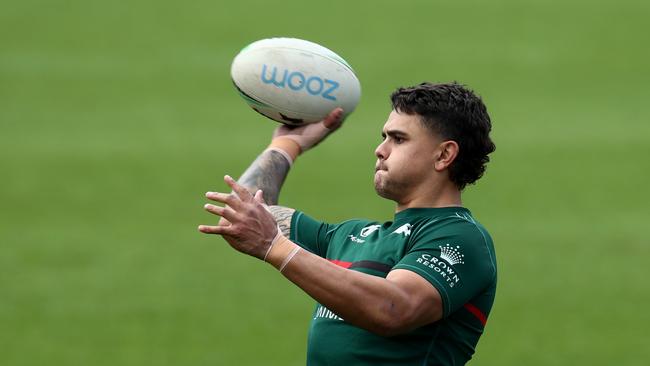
left=392, top=223, right=496, bottom=318
left=289, top=210, right=338, bottom=257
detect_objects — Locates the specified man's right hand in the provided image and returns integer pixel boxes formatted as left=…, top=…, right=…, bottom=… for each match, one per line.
left=269, top=108, right=345, bottom=161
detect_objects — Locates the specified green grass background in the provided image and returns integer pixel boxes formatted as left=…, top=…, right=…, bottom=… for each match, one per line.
left=2, top=0, right=649, bottom=364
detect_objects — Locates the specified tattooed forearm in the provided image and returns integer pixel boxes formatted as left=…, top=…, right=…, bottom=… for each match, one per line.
left=238, top=149, right=291, bottom=205
left=237, top=149, right=295, bottom=234
left=269, top=205, right=295, bottom=237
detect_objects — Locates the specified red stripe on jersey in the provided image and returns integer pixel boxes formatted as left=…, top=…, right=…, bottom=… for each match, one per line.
left=329, top=259, right=352, bottom=268
left=464, top=303, right=487, bottom=326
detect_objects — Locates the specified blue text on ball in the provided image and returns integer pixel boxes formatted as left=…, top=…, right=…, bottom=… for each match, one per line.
left=261, top=64, right=339, bottom=101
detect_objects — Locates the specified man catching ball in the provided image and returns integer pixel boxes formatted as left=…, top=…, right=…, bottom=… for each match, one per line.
left=199, top=82, right=497, bottom=365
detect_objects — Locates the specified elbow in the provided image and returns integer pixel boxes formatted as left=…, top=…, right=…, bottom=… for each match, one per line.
left=368, top=303, right=418, bottom=337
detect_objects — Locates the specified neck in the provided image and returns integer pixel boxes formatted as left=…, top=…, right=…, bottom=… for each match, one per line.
left=395, top=181, right=462, bottom=212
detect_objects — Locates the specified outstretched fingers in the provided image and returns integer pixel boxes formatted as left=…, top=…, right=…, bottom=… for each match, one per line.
left=206, top=191, right=241, bottom=208
left=224, top=175, right=253, bottom=202
left=198, top=224, right=236, bottom=235
left=204, top=203, right=239, bottom=223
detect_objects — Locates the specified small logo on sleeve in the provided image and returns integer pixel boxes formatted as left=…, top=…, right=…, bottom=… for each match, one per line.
left=439, top=244, right=465, bottom=265
left=415, top=244, right=465, bottom=288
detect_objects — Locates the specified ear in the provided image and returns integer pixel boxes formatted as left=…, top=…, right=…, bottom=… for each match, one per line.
left=434, top=141, right=459, bottom=171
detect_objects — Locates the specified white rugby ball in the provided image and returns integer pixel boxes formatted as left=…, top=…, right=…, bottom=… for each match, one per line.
left=230, top=37, right=361, bottom=125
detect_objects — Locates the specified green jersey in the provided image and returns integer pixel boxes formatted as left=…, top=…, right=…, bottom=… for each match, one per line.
left=290, top=207, right=497, bottom=366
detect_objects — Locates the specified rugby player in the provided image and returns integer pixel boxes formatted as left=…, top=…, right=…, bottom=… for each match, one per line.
left=199, top=82, right=497, bottom=365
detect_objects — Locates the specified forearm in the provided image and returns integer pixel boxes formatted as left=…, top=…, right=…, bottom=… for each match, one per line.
left=266, top=239, right=414, bottom=336
left=237, top=138, right=300, bottom=206
left=238, top=150, right=289, bottom=205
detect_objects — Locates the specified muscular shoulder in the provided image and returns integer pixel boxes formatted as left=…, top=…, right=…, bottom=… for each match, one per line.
left=408, top=212, right=497, bottom=276
left=410, top=212, right=491, bottom=244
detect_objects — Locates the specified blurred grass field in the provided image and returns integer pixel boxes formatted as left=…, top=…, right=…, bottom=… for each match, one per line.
left=1, top=0, right=649, bottom=365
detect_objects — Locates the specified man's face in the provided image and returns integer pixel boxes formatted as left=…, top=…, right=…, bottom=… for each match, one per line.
left=374, top=110, right=441, bottom=202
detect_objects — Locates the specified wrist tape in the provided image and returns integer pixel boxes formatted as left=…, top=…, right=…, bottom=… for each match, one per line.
left=263, top=226, right=282, bottom=262
left=263, top=228, right=301, bottom=272
left=279, top=246, right=301, bottom=272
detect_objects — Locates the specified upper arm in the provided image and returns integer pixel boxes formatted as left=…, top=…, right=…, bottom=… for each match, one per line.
left=391, top=226, right=495, bottom=319
left=268, top=205, right=295, bottom=237
left=386, top=269, right=444, bottom=330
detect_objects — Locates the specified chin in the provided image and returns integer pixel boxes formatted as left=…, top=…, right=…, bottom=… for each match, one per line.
left=374, top=173, right=407, bottom=202
left=374, top=181, right=396, bottom=201
left=374, top=187, right=390, bottom=199
left=374, top=171, right=388, bottom=191
left=373, top=173, right=384, bottom=194
left=375, top=187, right=401, bottom=202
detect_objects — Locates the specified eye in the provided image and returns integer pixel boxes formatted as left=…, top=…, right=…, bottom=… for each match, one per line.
left=394, top=136, right=404, bottom=144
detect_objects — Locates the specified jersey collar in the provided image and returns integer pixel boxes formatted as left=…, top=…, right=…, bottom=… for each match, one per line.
left=394, top=206, right=470, bottom=222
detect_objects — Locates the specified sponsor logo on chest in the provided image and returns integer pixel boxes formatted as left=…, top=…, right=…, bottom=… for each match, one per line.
left=347, top=224, right=381, bottom=244
left=347, top=223, right=413, bottom=244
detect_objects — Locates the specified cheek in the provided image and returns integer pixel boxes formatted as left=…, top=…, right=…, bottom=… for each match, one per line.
left=392, top=147, right=420, bottom=166
left=399, top=152, right=434, bottom=178
left=389, top=148, right=411, bottom=164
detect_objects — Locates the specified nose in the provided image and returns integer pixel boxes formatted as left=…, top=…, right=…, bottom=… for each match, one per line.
left=375, top=140, right=388, bottom=160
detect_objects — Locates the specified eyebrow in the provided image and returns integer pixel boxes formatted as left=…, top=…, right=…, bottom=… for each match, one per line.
left=381, top=129, right=409, bottom=139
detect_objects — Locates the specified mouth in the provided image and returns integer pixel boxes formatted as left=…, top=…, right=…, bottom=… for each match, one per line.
left=375, top=160, right=387, bottom=172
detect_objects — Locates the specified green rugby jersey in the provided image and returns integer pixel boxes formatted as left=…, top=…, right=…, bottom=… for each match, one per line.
left=290, top=207, right=497, bottom=366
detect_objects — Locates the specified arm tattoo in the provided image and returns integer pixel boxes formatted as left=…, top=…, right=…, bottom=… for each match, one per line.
left=237, top=149, right=296, bottom=234
left=269, top=205, right=295, bottom=237
left=238, top=149, right=291, bottom=205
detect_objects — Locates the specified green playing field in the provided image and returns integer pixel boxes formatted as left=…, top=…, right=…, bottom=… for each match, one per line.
left=1, top=0, right=649, bottom=364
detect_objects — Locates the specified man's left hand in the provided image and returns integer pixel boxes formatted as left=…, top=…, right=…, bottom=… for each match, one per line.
left=198, top=175, right=278, bottom=259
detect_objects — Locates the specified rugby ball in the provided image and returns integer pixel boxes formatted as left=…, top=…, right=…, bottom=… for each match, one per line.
left=230, top=37, right=361, bottom=125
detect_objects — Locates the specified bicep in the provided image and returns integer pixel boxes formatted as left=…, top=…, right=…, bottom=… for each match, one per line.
left=386, top=269, right=444, bottom=328
left=268, top=205, right=295, bottom=237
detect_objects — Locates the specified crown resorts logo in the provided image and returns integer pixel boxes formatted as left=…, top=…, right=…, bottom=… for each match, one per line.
left=439, top=244, right=465, bottom=266
left=415, top=244, right=465, bottom=288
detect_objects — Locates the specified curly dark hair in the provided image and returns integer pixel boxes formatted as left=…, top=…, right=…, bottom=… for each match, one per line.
left=390, top=82, right=496, bottom=190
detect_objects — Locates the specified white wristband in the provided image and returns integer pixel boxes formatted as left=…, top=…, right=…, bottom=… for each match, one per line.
left=279, top=246, right=301, bottom=272
left=263, top=226, right=282, bottom=262
left=265, top=147, right=294, bottom=167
